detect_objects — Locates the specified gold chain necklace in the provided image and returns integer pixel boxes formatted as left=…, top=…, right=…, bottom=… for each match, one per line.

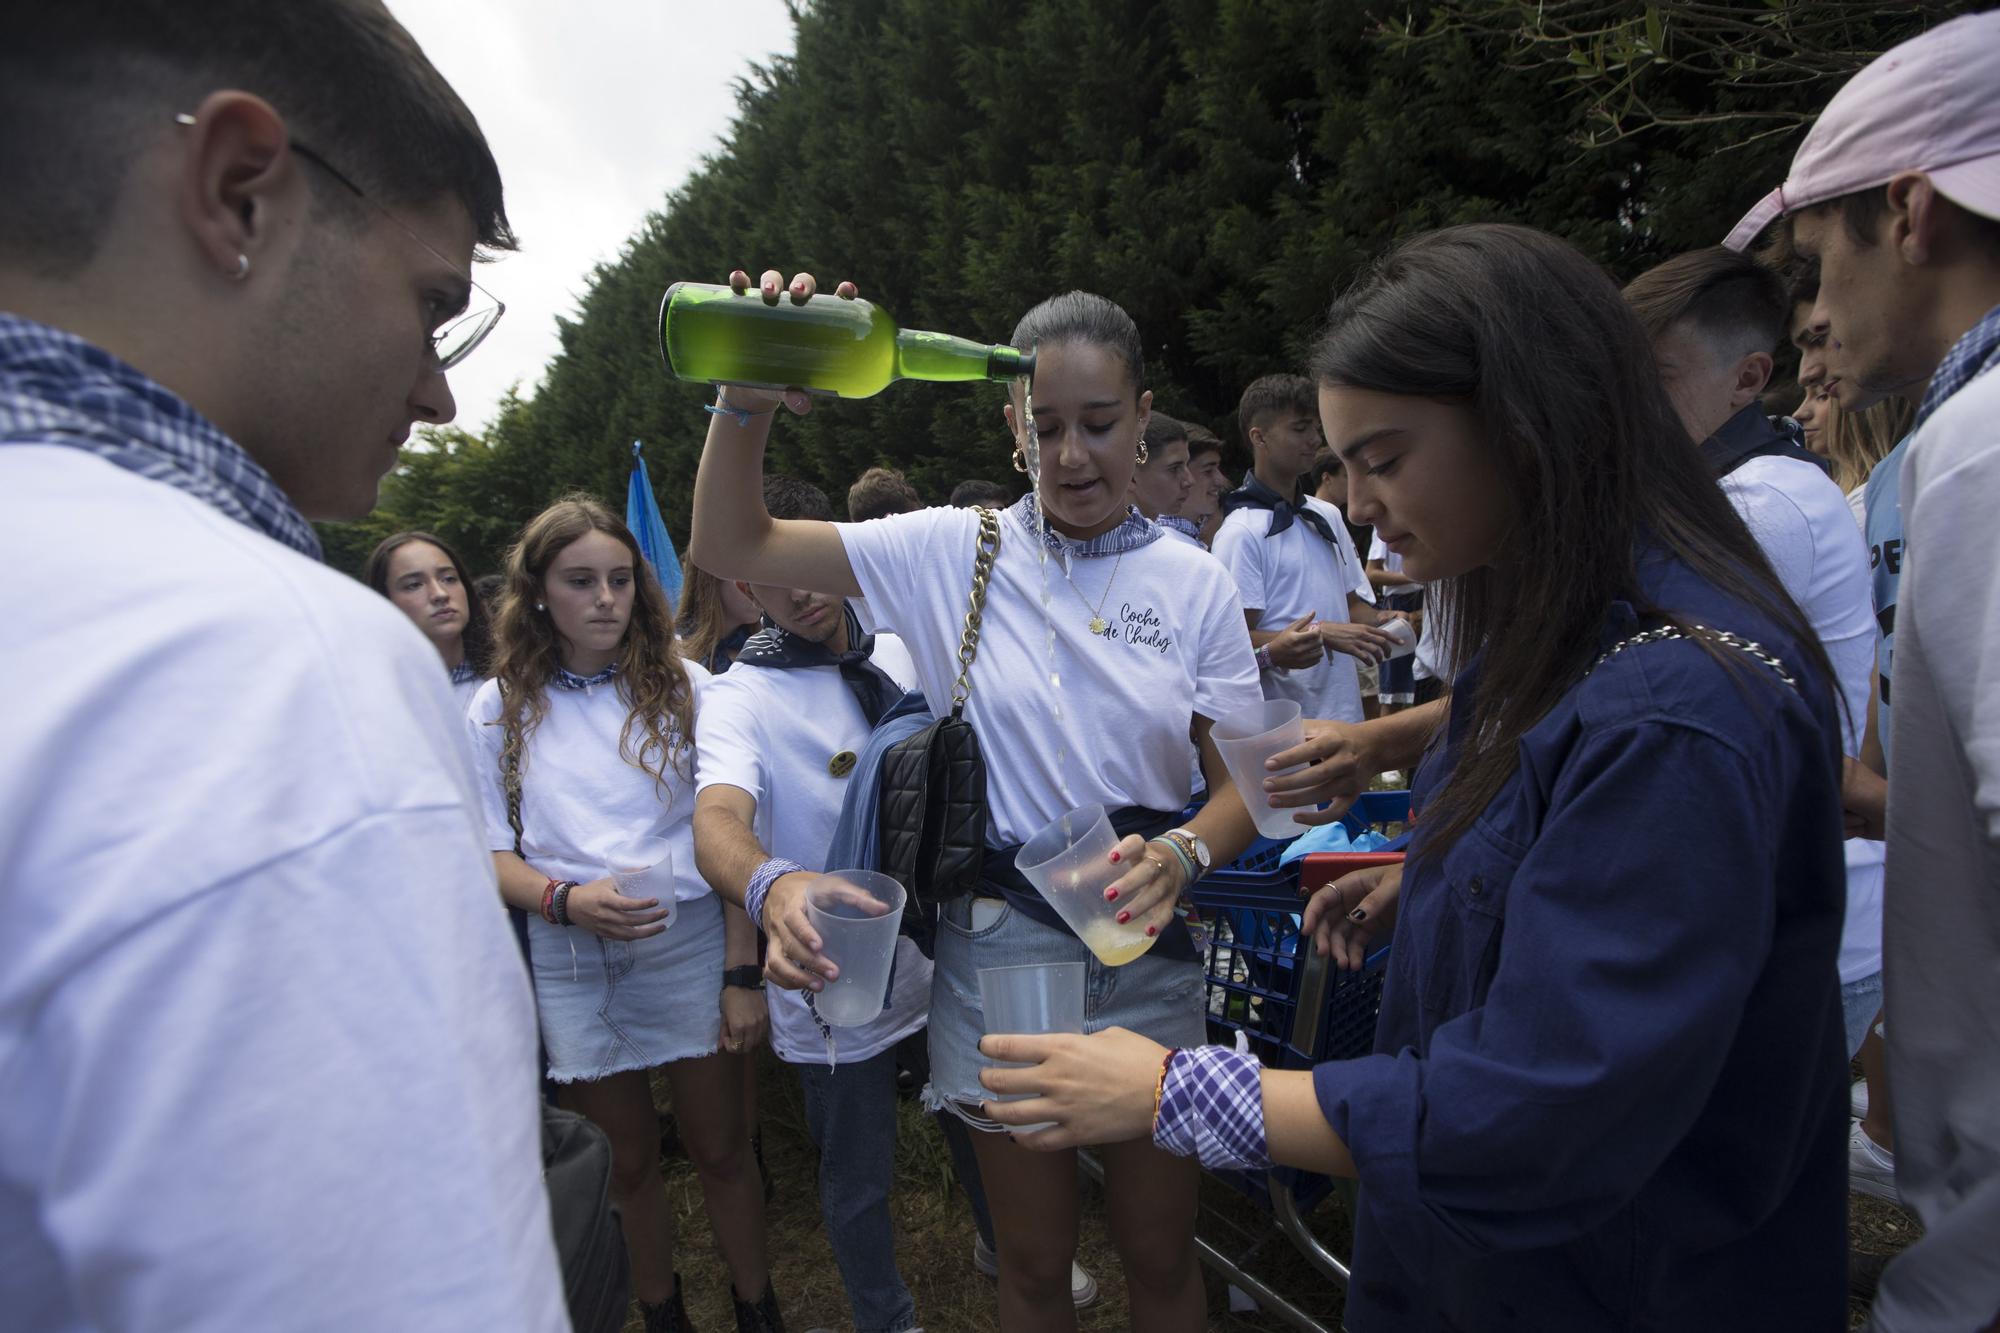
left=1058, top=551, right=1125, bottom=635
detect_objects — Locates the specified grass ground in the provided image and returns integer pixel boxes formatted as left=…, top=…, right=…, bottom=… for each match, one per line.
left=625, top=1053, right=1915, bottom=1331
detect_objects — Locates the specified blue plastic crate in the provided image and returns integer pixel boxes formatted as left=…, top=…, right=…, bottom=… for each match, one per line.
left=1191, top=788, right=1410, bottom=893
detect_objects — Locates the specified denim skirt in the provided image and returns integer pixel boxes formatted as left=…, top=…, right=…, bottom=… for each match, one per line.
left=924, top=893, right=1206, bottom=1130
left=526, top=891, right=724, bottom=1082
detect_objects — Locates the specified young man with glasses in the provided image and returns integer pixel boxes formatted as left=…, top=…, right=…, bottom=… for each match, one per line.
left=0, top=3, right=566, bottom=1329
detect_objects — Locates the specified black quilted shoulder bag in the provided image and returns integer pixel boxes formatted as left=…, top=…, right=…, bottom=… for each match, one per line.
left=877, top=505, right=1001, bottom=956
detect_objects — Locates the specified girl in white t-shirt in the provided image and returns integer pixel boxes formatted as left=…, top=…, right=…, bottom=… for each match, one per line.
left=689, top=270, right=1262, bottom=1332
left=364, top=529, right=490, bottom=709
left=468, top=496, right=785, bottom=1332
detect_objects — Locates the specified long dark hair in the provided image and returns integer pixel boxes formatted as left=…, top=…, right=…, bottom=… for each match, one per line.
left=364, top=529, right=491, bottom=675
left=1310, top=224, right=1836, bottom=860
left=488, top=495, right=695, bottom=790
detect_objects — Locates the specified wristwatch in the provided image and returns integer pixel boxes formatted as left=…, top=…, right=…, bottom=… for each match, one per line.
left=722, top=965, right=766, bottom=991
left=1159, top=828, right=1212, bottom=883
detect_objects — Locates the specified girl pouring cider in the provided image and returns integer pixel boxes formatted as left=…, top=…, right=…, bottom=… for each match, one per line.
left=690, top=269, right=1262, bottom=1332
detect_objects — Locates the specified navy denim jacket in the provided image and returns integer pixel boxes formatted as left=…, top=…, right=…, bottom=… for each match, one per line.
left=1315, top=551, right=1850, bottom=1331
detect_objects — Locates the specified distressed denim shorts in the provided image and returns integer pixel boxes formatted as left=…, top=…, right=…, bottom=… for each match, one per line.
left=924, top=893, right=1206, bottom=1131
left=526, top=891, right=724, bottom=1082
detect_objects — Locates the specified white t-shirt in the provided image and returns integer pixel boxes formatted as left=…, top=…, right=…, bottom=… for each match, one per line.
left=1366, top=529, right=1405, bottom=577
left=452, top=672, right=488, bottom=714
left=1873, top=366, right=2000, bottom=1331
left=1720, top=454, right=1883, bottom=984
left=695, top=633, right=931, bottom=1064
left=1212, top=496, right=1377, bottom=723
left=839, top=505, right=1261, bottom=846
left=466, top=663, right=713, bottom=902
left=0, top=449, right=565, bottom=1332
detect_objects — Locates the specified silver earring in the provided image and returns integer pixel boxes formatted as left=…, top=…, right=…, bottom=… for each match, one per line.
left=232, top=253, right=251, bottom=280
left=534, top=601, right=545, bottom=612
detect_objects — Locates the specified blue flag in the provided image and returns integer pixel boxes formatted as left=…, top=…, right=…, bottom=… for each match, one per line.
left=625, top=440, right=683, bottom=609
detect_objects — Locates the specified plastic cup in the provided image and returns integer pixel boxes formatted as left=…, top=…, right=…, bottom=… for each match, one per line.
left=803, top=870, right=907, bottom=1026
left=1015, top=804, right=1157, bottom=966
left=1380, top=616, right=1417, bottom=661
left=1211, top=699, right=1308, bottom=840
left=979, top=961, right=1086, bottom=1132
left=606, top=835, right=677, bottom=932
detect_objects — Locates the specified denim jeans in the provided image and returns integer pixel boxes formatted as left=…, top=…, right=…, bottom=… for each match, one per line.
left=794, top=1046, right=917, bottom=1333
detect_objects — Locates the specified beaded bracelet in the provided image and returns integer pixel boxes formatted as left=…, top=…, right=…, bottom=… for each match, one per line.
left=551, top=881, right=574, bottom=927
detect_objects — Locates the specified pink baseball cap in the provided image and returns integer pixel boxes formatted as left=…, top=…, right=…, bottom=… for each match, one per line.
left=1723, top=10, right=2000, bottom=252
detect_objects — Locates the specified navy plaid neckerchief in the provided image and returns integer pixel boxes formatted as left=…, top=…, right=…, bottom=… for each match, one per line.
left=733, top=602, right=904, bottom=726
left=1220, top=472, right=1340, bottom=546
left=1005, top=493, right=1162, bottom=559
left=552, top=663, right=619, bottom=691
left=0, top=313, right=322, bottom=559
left=1913, top=302, right=2000, bottom=433
left=1156, top=514, right=1204, bottom=541
left=449, top=660, right=481, bottom=686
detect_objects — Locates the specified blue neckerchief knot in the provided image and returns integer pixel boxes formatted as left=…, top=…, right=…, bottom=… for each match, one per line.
left=552, top=663, right=619, bottom=691
left=1220, top=473, right=1339, bottom=545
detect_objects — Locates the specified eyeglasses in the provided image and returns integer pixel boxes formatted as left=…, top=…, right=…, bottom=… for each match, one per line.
left=173, top=112, right=504, bottom=370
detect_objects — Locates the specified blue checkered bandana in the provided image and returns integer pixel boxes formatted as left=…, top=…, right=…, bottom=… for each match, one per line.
left=1912, top=302, right=2000, bottom=433
left=1005, top=493, right=1162, bottom=559
left=0, top=313, right=322, bottom=559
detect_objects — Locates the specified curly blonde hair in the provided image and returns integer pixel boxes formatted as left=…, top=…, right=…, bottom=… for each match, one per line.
left=488, top=494, right=695, bottom=791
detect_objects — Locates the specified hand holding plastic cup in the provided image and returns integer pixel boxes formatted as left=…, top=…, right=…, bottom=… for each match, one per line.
left=606, top=835, right=678, bottom=931
left=979, top=961, right=1086, bottom=1132
left=1016, top=804, right=1158, bottom=966
left=803, top=870, right=906, bottom=1025
left=1212, top=699, right=1309, bottom=840
left=1379, top=616, right=1417, bottom=660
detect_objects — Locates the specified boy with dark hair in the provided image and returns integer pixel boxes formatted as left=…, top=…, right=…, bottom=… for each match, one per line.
left=1625, top=248, right=1885, bottom=1092
left=0, top=2, right=564, bottom=1326
left=1132, top=411, right=1200, bottom=543
left=948, top=478, right=1015, bottom=508
left=1725, top=14, right=2000, bottom=1326
left=1182, top=424, right=1230, bottom=545
left=846, top=465, right=923, bottom=523
left=1213, top=374, right=1398, bottom=724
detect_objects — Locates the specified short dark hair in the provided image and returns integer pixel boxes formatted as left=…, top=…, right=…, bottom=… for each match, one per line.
left=846, top=467, right=923, bottom=523
left=1142, top=412, right=1189, bottom=455
left=1236, top=374, right=1317, bottom=444
left=1011, top=292, right=1145, bottom=399
left=1184, top=424, right=1225, bottom=465
left=1803, top=183, right=2000, bottom=258
left=948, top=479, right=1015, bottom=508
left=765, top=474, right=834, bottom=524
left=1, top=0, right=513, bottom=275
left=1307, top=447, right=1343, bottom=490
left=1622, top=246, right=1788, bottom=361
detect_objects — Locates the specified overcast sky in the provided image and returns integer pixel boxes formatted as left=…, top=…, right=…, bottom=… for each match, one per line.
left=389, top=0, right=798, bottom=436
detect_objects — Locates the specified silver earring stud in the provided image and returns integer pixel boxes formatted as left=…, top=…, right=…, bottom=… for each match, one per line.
left=232, top=253, right=250, bottom=280
left=534, top=601, right=545, bottom=612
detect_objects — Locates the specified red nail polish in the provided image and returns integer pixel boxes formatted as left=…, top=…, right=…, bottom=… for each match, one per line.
left=1117, top=910, right=1131, bottom=924
left=1106, top=888, right=1119, bottom=902
left=1145, top=925, right=1158, bottom=937
left=1108, top=850, right=1121, bottom=864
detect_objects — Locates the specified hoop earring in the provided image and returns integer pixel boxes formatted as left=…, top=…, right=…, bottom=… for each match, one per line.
left=1135, top=439, right=1150, bottom=465
left=232, top=253, right=251, bottom=281
left=1011, top=447, right=1029, bottom=474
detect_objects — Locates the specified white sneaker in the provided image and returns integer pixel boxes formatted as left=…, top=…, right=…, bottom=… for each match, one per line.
left=1850, top=1078, right=1868, bottom=1120
left=972, top=1235, right=1100, bottom=1309
left=1849, top=1122, right=1901, bottom=1205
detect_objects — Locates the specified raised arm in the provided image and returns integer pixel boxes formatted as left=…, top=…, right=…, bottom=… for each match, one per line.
left=685, top=268, right=863, bottom=597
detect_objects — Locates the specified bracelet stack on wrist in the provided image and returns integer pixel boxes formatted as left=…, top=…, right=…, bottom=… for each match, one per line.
left=541, top=878, right=577, bottom=926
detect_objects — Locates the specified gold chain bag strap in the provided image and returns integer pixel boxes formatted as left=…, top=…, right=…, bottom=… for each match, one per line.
left=878, top=506, right=1002, bottom=957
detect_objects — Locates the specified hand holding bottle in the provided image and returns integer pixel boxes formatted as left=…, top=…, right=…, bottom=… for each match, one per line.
left=708, top=269, right=862, bottom=417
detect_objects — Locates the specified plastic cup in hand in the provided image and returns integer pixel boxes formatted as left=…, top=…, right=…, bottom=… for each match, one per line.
left=979, top=960, right=1086, bottom=1132
left=1212, top=699, right=1309, bottom=840
left=606, top=836, right=677, bottom=932
left=803, top=870, right=906, bottom=1025
left=1015, top=804, right=1157, bottom=966
left=1380, top=617, right=1417, bottom=661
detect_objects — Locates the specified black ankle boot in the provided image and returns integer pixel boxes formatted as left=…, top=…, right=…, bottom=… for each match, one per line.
left=642, top=1273, right=692, bottom=1333
left=730, top=1279, right=786, bottom=1333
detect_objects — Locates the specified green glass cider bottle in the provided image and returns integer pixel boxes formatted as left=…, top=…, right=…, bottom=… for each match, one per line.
left=658, top=282, right=1033, bottom=398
